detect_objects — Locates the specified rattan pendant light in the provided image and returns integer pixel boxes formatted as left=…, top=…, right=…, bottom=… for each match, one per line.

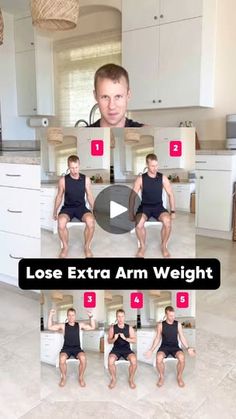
left=0, top=9, right=4, bottom=45
left=31, top=0, right=80, bottom=31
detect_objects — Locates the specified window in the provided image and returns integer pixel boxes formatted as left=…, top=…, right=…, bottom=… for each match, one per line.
left=54, top=31, right=121, bottom=126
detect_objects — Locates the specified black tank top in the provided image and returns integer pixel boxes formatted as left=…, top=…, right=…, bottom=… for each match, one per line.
left=161, top=320, right=179, bottom=347
left=64, top=173, right=86, bottom=207
left=141, top=172, right=163, bottom=206
left=113, top=323, right=131, bottom=351
left=63, top=322, right=81, bottom=348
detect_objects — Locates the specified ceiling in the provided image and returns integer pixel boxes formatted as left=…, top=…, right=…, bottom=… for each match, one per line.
left=0, top=0, right=30, bottom=15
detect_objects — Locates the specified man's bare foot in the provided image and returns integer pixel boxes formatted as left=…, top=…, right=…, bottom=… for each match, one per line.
left=79, top=377, right=86, bottom=387
left=161, top=244, right=170, bottom=258
left=59, top=376, right=66, bottom=387
left=136, top=247, right=145, bottom=258
left=59, top=247, right=68, bottom=258
left=129, top=380, right=136, bottom=389
left=108, top=379, right=116, bottom=389
left=157, top=375, right=164, bottom=387
left=177, top=375, right=185, bottom=387
left=84, top=247, right=93, bottom=258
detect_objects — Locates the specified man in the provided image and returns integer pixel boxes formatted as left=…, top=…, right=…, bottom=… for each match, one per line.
left=48, top=307, right=95, bottom=388
left=107, top=309, right=137, bottom=389
left=145, top=306, right=196, bottom=387
left=53, top=155, right=95, bottom=258
left=129, top=153, right=175, bottom=258
left=89, top=63, right=144, bottom=128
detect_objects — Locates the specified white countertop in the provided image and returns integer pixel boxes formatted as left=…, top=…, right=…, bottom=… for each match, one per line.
left=196, top=150, right=236, bottom=155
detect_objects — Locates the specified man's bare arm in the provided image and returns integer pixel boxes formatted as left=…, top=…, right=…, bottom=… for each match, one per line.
left=53, top=177, right=65, bottom=220
left=144, top=323, right=162, bottom=358
left=129, top=175, right=142, bottom=220
left=47, top=309, right=64, bottom=332
left=107, top=325, right=119, bottom=344
left=178, top=323, right=196, bottom=356
left=79, top=311, right=96, bottom=331
left=85, top=176, right=94, bottom=210
left=162, top=175, right=175, bottom=217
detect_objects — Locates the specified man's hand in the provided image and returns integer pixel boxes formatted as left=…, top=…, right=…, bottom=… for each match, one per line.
left=119, top=333, right=127, bottom=341
left=86, top=310, right=93, bottom=318
left=53, top=211, right=58, bottom=221
left=129, top=213, right=135, bottom=222
left=144, top=350, right=152, bottom=359
left=49, top=309, right=56, bottom=316
left=170, top=212, right=176, bottom=220
left=187, top=347, right=196, bottom=357
left=114, top=334, right=119, bottom=341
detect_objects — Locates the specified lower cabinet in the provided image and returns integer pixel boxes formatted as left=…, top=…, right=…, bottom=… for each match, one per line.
left=137, top=330, right=156, bottom=365
left=41, top=332, right=64, bottom=366
left=82, top=331, right=103, bottom=352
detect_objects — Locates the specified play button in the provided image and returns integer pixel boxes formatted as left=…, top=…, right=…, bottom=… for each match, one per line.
left=93, top=185, right=141, bottom=234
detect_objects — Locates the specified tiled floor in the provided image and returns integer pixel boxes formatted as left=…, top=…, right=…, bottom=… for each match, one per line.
left=41, top=212, right=195, bottom=259
left=0, top=235, right=235, bottom=418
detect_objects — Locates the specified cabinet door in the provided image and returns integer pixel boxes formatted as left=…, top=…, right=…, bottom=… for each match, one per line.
left=137, top=332, right=156, bottom=364
left=15, top=50, right=37, bottom=116
left=196, top=170, right=233, bottom=231
left=78, top=129, right=109, bottom=170
left=172, top=185, right=190, bottom=212
left=154, top=139, right=183, bottom=169
left=159, top=0, right=202, bottom=24
left=14, top=17, right=35, bottom=52
left=122, top=26, right=159, bottom=110
left=122, top=0, right=159, bottom=31
left=158, top=18, right=202, bottom=108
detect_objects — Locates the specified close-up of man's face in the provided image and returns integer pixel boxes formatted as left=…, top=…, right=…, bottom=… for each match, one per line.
left=67, top=310, right=76, bottom=323
left=116, top=310, right=125, bottom=324
left=68, top=160, right=80, bottom=177
left=147, top=158, right=158, bottom=174
left=166, top=309, right=175, bottom=322
left=94, top=75, right=131, bottom=127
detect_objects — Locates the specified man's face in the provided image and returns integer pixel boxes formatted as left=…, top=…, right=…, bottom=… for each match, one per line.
left=147, top=159, right=158, bottom=175
left=117, top=311, right=125, bottom=325
left=94, top=76, right=131, bottom=127
left=67, top=310, right=76, bottom=323
left=166, top=310, right=175, bottom=323
left=69, top=161, right=80, bottom=177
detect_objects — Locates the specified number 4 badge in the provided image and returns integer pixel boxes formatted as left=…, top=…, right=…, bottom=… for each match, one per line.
left=130, top=292, right=143, bottom=309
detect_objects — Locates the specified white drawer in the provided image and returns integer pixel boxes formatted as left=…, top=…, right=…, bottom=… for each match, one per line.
left=0, top=231, right=40, bottom=278
left=0, top=163, right=40, bottom=189
left=40, top=187, right=57, bottom=197
left=195, top=155, right=234, bottom=171
left=0, top=187, right=40, bottom=238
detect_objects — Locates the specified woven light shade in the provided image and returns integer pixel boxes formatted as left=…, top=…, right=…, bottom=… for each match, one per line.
left=124, top=129, right=140, bottom=144
left=47, top=127, right=63, bottom=144
left=110, top=130, right=116, bottom=149
left=31, top=0, right=80, bottom=31
left=0, top=9, right=4, bottom=46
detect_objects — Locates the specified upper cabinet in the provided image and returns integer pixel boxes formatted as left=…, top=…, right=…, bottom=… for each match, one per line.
left=122, top=0, right=217, bottom=110
left=14, top=17, right=55, bottom=116
left=77, top=128, right=110, bottom=170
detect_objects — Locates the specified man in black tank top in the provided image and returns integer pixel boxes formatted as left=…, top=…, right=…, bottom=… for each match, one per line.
left=48, top=307, right=95, bottom=387
left=145, top=306, right=195, bottom=388
left=88, top=63, right=144, bottom=128
left=107, top=309, right=137, bottom=389
left=129, top=153, right=176, bottom=258
left=53, top=155, right=95, bottom=258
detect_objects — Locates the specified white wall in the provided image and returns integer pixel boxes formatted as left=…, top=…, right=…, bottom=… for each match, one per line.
left=129, top=0, right=236, bottom=148
left=0, top=12, right=35, bottom=140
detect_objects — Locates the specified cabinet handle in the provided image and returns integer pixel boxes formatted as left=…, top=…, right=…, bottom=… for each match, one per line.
left=158, top=99, right=162, bottom=103
left=7, top=209, right=23, bottom=213
left=154, top=15, right=158, bottom=20
left=9, top=254, right=23, bottom=260
left=30, top=42, right=34, bottom=46
left=5, top=173, right=21, bottom=177
left=200, top=176, right=204, bottom=179
left=196, top=161, right=207, bottom=163
left=160, top=14, right=164, bottom=18
left=152, top=99, right=156, bottom=103
left=33, top=108, right=37, bottom=111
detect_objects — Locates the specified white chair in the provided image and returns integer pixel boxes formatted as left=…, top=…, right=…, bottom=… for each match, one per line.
left=56, top=329, right=83, bottom=368
left=104, top=333, right=133, bottom=369
left=153, top=339, right=182, bottom=368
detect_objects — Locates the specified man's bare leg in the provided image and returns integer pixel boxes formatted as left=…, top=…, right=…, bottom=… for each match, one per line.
left=176, top=351, right=185, bottom=387
left=158, top=213, right=172, bottom=258
left=58, top=214, right=70, bottom=258
left=156, top=352, right=165, bottom=387
left=135, top=213, right=147, bottom=257
left=127, top=354, right=137, bottom=389
left=77, top=352, right=87, bottom=387
left=82, top=213, right=95, bottom=258
left=59, top=353, right=68, bottom=387
left=108, top=354, right=117, bottom=389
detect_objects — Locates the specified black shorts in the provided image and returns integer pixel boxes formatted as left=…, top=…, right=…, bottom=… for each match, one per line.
left=109, top=349, right=135, bottom=361
left=136, top=204, right=169, bottom=221
left=60, top=346, right=84, bottom=359
left=157, top=346, right=183, bottom=358
left=59, top=205, right=91, bottom=222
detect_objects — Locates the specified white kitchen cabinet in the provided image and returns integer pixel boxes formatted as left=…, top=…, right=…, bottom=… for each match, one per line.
left=77, top=128, right=110, bottom=170
left=196, top=155, right=236, bottom=232
left=82, top=330, right=102, bottom=352
left=172, top=183, right=195, bottom=212
left=0, top=163, right=41, bottom=281
left=137, top=329, right=156, bottom=364
left=154, top=127, right=195, bottom=170
left=171, top=291, right=196, bottom=317
left=14, top=17, right=54, bottom=116
left=122, top=0, right=159, bottom=31
left=41, top=332, right=64, bottom=365
left=122, top=0, right=216, bottom=110
left=40, top=187, right=57, bottom=232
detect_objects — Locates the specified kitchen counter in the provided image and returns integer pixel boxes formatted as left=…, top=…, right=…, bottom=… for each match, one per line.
left=0, top=151, right=40, bottom=165
left=196, top=149, right=236, bottom=155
